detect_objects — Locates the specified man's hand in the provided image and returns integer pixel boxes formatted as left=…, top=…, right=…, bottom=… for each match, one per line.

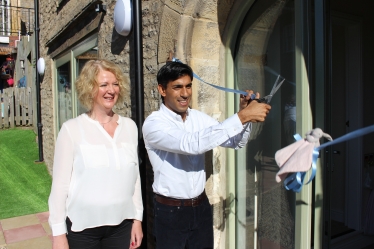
left=237, top=98, right=271, bottom=124
left=130, top=220, right=143, bottom=249
left=52, top=234, right=69, bottom=249
left=239, top=90, right=259, bottom=111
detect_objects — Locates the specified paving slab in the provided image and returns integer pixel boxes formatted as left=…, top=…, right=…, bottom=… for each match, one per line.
left=6, top=236, right=52, bottom=249
left=3, top=224, right=46, bottom=244
left=1, top=215, right=39, bottom=231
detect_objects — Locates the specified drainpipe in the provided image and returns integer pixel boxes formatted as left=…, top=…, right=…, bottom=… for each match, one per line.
left=34, top=0, right=43, bottom=162
left=1, top=0, right=4, bottom=36
left=133, top=0, right=146, bottom=247
left=6, top=0, right=9, bottom=36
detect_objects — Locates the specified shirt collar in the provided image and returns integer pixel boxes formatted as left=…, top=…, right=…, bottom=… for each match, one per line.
left=160, top=103, right=190, bottom=122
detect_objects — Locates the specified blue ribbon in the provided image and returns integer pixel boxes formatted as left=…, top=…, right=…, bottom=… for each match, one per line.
left=284, top=124, right=374, bottom=192
left=283, top=134, right=318, bottom=192
left=171, top=58, right=256, bottom=99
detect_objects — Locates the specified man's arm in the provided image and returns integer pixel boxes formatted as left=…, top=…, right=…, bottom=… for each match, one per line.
left=219, top=90, right=270, bottom=149
left=143, top=113, right=244, bottom=155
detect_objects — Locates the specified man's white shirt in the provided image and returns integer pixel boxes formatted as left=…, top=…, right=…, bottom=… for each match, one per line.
left=142, top=104, right=252, bottom=199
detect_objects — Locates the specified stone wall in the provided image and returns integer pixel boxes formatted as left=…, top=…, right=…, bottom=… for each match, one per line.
left=38, top=0, right=135, bottom=172
left=38, top=0, right=239, bottom=248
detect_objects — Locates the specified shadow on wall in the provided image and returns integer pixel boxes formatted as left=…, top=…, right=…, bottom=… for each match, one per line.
left=111, top=29, right=130, bottom=55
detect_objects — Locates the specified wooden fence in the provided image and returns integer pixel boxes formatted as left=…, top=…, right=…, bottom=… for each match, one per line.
left=1, top=87, right=33, bottom=128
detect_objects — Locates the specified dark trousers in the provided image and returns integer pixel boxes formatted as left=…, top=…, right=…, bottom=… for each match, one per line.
left=153, top=196, right=214, bottom=249
left=66, top=217, right=132, bottom=249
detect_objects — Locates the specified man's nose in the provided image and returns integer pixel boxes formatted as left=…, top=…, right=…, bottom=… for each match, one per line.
left=180, top=87, right=188, bottom=96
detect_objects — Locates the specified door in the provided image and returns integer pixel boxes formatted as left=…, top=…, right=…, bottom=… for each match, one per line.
left=329, top=13, right=363, bottom=239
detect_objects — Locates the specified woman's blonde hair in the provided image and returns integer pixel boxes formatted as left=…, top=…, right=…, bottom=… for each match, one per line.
left=75, top=59, right=127, bottom=110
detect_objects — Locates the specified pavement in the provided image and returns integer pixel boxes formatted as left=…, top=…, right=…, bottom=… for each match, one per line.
left=0, top=211, right=52, bottom=249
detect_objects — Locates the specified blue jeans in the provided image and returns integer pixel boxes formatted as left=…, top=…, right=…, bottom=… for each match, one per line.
left=66, top=217, right=132, bottom=249
left=153, top=196, right=213, bottom=249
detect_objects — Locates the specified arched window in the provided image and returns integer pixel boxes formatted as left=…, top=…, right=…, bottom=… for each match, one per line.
left=234, top=0, right=296, bottom=248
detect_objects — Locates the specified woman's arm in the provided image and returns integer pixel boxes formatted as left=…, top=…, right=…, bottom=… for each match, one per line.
left=48, top=123, right=74, bottom=236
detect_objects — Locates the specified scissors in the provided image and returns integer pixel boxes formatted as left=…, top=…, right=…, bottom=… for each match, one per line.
left=249, top=75, right=285, bottom=104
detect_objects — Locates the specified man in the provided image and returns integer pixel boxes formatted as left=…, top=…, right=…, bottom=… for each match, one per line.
left=142, top=61, right=271, bottom=249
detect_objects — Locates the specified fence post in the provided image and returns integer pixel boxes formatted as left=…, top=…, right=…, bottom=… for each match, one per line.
left=27, top=87, right=33, bottom=126
left=9, top=88, right=14, bottom=128
left=3, top=88, right=9, bottom=128
left=0, top=91, right=4, bottom=128
left=15, top=87, right=20, bottom=126
left=21, top=88, right=26, bottom=125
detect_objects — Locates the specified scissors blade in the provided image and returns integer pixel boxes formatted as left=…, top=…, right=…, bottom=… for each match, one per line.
left=268, top=75, right=281, bottom=96
left=266, top=76, right=285, bottom=103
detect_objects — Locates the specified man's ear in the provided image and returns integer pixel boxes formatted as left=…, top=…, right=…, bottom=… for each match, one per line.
left=157, top=84, right=166, bottom=97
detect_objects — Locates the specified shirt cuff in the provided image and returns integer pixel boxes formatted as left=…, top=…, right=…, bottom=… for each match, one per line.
left=221, top=113, right=245, bottom=137
left=50, top=221, right=67, bottom=236
left=134, top=209, right=143, bottom=222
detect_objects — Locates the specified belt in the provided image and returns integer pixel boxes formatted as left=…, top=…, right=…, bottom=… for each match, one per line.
left=154, top=191, right=207, bottom=207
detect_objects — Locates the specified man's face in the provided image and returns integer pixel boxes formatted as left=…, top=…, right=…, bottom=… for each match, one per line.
left=158, top=74, right=192, bottom=120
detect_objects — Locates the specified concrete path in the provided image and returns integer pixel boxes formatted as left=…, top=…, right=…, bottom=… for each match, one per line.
left=0, top=211, right=51, bottom=249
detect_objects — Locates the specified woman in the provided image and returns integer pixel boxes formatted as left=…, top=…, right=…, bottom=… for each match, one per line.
left=48, top=59, right=143, bottom=249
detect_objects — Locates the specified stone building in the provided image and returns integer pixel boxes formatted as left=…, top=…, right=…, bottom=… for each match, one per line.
left=31, top=0, right=374, bottom=248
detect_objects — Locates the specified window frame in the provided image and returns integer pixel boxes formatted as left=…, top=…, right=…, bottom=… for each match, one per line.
left=53, top=34, right=98, bottom=137
left=223, top=0, right=314, bottom=248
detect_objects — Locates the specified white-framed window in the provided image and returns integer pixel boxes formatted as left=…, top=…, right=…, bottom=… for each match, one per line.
left=54, top=34, right=98, bottom=131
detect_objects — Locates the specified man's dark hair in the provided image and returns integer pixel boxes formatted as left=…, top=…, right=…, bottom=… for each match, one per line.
left=157, top=61, right=194, bottom=89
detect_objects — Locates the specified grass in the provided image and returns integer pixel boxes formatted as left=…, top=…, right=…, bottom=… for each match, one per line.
left=0, top=128, right=52, bottom=220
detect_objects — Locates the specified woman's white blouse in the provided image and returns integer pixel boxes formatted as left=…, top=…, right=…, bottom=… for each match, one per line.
left=48, top=114, right=143, bottom=236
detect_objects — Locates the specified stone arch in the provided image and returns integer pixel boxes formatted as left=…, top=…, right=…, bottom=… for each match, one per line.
left=157, top=0, right=239, bottom=116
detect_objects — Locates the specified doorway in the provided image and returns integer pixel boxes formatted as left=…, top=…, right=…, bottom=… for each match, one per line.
left=329, top=12, right=362, bottom=240
left=324, top=1, right=374, bottom=246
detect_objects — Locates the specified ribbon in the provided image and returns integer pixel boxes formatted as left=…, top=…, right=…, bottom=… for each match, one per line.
left=284, top=124, right=374, bottom=192
left=315, top=125, right=374, bottom=151
left=171, top=58, right=256, bottom=99
left=283, top=134, right=318, bottom=192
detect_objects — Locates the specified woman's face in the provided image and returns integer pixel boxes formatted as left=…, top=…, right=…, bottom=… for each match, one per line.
left=92, top=69, right=120, bottom=112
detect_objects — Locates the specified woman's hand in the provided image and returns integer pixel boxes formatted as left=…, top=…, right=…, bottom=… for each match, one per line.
left=52, top=234, right=69, bottom=249
left=130, top=220, right=143, bottom=249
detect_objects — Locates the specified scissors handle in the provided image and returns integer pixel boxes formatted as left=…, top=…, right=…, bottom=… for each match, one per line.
left=253, top=95, right=271, bottom=103
left=253, top=98, right=265, bottom=103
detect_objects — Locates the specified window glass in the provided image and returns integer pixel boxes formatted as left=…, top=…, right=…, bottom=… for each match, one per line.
left=54, top=35, right=97, bottom=131
left=56, top=61, right=72, bottom=129
left=234, top=0, right=296, bottom=248
left=75, top=46, right=98, bottom=115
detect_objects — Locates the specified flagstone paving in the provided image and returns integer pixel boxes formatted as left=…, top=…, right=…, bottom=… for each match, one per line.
left=0, top=212, right=51, bottom=249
